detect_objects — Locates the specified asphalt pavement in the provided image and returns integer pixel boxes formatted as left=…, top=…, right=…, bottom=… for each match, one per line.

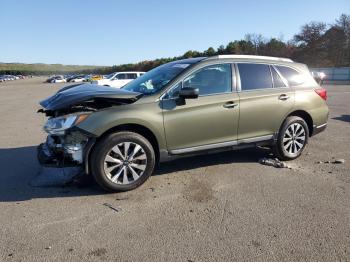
left=0, top=78, right=349, bottom=261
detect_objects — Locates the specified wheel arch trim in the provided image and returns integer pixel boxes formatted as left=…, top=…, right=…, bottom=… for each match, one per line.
left=284, top=110, right=314, bottom=136
left=84, top=123, right=161, bottom=174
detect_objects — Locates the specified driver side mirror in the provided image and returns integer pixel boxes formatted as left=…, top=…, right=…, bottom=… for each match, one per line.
left=179, top=87, right=199, bottom=99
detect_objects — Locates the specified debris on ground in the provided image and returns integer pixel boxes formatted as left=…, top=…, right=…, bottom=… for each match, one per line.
left=333, top=159, right=345, bottom=164
left=103, top=203, right=121, bottom=213
left=259, top=158, right=290, bottom=168
left=316, top=159, right=345, bottom=165
left=115, top=197, right=129, bottom=201
left=88, top=248, right=107, bottom=257
left=30, top=166, right=83, bottom=187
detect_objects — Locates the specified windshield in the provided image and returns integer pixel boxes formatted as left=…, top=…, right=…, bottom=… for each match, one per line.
left=122, top=62, right=192, bottom=95
left=106, top=73, right=116, bottom=79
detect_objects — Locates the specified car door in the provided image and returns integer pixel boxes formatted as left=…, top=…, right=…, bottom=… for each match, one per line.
left=161, top=63, right=239, bottom=153
left=237, top=63, right=295, bottom=140
left=111, top=73, right=128, bottom=88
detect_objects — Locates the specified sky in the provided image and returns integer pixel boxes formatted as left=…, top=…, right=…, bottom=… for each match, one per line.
left=0, top=0, right=349, bottom=66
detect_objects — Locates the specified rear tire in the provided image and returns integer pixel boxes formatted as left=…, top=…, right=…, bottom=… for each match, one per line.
left=90, top=131, right=155, bottom=192
left=273, top=116, right=309, bottom=161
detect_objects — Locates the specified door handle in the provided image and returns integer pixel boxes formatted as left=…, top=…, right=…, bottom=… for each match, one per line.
left=223, top=101, right=238, bottom=108
left=278, top=94, right=290, bottom=101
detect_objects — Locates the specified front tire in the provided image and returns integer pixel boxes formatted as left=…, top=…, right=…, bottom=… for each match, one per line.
left=90, top=131, right=156, bottom=192
left=274, top=116, right=309, bottom=160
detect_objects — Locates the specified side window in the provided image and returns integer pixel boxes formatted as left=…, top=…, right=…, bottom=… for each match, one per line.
left=126, top=73, right=137, bottom=79
left=116, top=74, right=126, bottom=80
left=182, top=64, right=232, bottom=96
left=271, top=66, right=286, bottom=88
left=276, top=66, right=304, bottom=86
left=167, top=82, right=182, bottom=98
left=238, top=63, right=273, bottom=90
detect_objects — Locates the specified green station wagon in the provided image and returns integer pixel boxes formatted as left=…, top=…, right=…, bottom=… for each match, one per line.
left=38, top=55, right=329, bottom=191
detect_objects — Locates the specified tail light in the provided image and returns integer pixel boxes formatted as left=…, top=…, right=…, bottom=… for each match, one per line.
left=315, top=88, right=327, bottom=101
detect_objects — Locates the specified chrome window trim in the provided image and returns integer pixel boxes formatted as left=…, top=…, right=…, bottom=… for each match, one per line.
left=235, top=62, right=294, bottom=93
left=158, top=60, right=302, bottom=100
left=160, top=62, right=235, bottom=101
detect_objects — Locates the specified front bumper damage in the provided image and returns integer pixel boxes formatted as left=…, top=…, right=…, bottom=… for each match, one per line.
left=33, top=129, right=96, bottom=187
left=37, top=129, right=95, bottom=174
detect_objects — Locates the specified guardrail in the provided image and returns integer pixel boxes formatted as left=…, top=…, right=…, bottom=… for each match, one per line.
left=310, top=67, right=350, bottom=84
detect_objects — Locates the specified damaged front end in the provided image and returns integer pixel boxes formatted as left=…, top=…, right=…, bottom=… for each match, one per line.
left=38, top=128, right=95, bottom=169
left=37, top=83, right=142, bottom=173
left=35, top=116, right=96, bottom=187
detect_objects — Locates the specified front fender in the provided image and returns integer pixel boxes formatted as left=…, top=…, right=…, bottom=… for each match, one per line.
left=76, top=101, right=167, bottom=149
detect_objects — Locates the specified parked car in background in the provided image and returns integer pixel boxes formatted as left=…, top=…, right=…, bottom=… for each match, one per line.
left=65, top=75, right=77, bottom=82
left=46, top=75, right=61, bottom=83
left=50, top=76, right=66, bottom=83
left=6, top=75, right=16, bottom=81
left=89, top=75, right=103, bottom=81
left=69, top=76, right=85, bottom=82
left=91, top=71, right=145, bottom=88
left=38, top=55, right=328, bottom=192
left=0, top=74, right=27, bottom=82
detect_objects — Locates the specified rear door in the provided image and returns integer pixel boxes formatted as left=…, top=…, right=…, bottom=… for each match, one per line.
left=237, top=63, right=294, bottom=140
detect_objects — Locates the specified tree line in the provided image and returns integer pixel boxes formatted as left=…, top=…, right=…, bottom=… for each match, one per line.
left=1, top=14, right=349, bottom=75
left=98, top=13, right=349, bottom=74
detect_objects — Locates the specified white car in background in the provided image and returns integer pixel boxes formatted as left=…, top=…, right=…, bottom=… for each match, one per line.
left=91, top=71, right=144, bottom=88
left=70, top=76, right=85, bottom=83
left=51, top=76, right=67, bottom=83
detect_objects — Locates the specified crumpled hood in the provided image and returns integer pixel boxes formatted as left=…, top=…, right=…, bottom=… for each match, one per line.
left=39, top=83, right=142, bottom=111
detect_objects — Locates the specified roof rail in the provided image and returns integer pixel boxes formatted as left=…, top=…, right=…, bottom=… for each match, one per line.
left=207, top=55, right=293, bottom=63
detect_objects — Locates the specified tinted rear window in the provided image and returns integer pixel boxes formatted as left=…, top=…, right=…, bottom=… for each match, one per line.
left=276, top=66, right=303, bottom=86
left=238, top=63, right=273, bottom=90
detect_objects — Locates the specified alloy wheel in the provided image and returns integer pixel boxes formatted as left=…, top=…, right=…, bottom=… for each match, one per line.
left=282, top=123, right=306, bottom=155
left=104, top=142, right=147, bottom=184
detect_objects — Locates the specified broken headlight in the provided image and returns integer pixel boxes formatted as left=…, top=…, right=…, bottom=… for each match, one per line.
left=43, top=114, right=88, bottom=135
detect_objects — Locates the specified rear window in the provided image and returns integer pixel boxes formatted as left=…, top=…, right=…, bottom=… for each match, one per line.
left=238, top=63, right=273, bottom=90
left=276, top=66, right=304, bottom=86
